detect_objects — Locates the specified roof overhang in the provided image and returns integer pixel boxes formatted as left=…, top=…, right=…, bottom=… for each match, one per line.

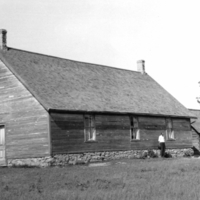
left=49, top=108, right=196, bottom=119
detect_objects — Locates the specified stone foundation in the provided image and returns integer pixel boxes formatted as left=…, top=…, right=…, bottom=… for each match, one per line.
left=8, top=156, right=53, bottom=167
left=7, top=148, right=194, bottom=167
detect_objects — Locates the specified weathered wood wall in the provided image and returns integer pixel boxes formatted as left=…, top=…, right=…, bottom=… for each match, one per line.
left=191, top=128, right=200, bottom=150
left=50, top=112, right=192, bottom=154
left=0, top=60, right=49, bottom=159
left=189, top=109, right=200, bottom=150
left=166, top=118, right=192, bottom=149
left=51, top=113, right=84, bottom=154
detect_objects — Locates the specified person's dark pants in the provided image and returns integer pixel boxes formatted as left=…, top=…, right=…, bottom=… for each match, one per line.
left=160, top=142, right=165, bottom=157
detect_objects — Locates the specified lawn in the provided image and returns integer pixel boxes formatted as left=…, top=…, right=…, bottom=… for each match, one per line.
left=1, top=157, right=200, bottom=200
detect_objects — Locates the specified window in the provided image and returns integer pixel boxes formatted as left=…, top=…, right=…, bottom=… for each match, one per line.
left=166, top=118, right=175, bottom=140
left=0, top=125, right=5, bottom=159
left=84, top=115, right=96, bottom=142
left=0, top=125, right=5, bottom=145
left=130, top=117, right=140, bottom=140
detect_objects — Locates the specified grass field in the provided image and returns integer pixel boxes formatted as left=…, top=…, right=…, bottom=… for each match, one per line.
left=1, top=157, right=200, bottom=200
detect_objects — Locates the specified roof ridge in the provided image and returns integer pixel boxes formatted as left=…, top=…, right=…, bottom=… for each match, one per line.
left=1, top=47, right=144, bottom=74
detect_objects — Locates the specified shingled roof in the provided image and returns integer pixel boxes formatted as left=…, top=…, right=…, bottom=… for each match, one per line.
left=0, top=48, right=195, bottom=118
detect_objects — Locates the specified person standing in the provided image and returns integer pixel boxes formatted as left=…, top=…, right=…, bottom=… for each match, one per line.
left=158, top=133, right=165, bottom=157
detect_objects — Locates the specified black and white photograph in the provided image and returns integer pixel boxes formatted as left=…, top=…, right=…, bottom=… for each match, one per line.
left=0, top=1, right=200, bottom=199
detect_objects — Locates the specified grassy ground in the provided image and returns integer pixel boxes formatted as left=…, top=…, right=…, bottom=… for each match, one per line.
left=1, top=157, right=200, bottom=200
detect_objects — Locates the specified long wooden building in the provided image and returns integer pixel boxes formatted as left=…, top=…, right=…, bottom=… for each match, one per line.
left=0, top=29, right=195, bottom=166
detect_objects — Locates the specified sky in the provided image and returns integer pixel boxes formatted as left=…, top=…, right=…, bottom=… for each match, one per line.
left=0, top=0, right=199, bottom=109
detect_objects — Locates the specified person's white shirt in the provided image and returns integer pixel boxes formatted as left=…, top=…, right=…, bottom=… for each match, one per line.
left=158, top=134, right=165, bottom=143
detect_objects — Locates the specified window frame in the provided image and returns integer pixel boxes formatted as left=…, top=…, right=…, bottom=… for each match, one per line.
left=166, top=118, right=175, bottom=141
left=84, top=114, right=97, bottom=142
left=130, top=116, right=140, bottom=141
left=0, top=124, right=6, bottom=161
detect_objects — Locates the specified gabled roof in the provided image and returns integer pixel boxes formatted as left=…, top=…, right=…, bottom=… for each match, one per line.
left=190, top=109, right=200, bottom=132
left=0, top=48, right=195, bottom=118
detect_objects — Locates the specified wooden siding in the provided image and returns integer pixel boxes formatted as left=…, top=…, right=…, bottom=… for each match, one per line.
left=139, top=117, right=166, bottom=130
left=0, top=60, right=49, bottom=159
left=172, top=118, right=191, bottom=131
left=50, top=113, right=84, bottom=154
left=189, top=109, right=200, bottom=132
left=192, top=128, right=200, bottom=150
left=50, top=113, right=193, bottom=154
left=189, top=110, right=200, bottom=151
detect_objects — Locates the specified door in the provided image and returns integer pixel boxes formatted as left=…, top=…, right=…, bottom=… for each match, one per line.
left=0, top=125, right=6, bottom=166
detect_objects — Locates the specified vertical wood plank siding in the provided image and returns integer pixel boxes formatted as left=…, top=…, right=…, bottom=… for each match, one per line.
left=192, top=129, right=200, bottom=150
left=0, top=60, right=49, bottom=159
left=189, top=110, right=200, bottom=150
left=50, top=113, right=193, bottom=154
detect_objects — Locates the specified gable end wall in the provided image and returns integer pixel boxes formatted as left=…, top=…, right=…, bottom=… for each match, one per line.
left=0, top=60, right=50, bottom=159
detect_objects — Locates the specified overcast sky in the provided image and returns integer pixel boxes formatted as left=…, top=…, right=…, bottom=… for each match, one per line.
left=0, top=0, right=199, bottom=109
